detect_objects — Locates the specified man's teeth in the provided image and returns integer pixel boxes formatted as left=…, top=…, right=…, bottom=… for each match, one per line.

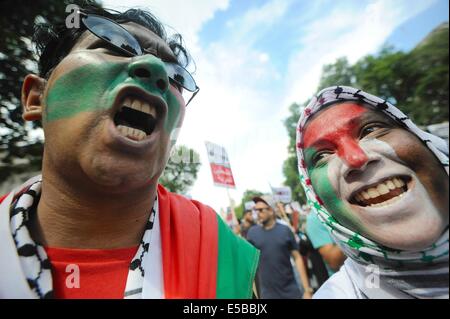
left=117, top=125, right=146, bottom=141
left=354, top=177, right=407, bottom=207
left=123, top=97, right=156, bottom=117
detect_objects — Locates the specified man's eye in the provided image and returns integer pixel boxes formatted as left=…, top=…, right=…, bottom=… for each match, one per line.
left=99, top=47, right=124, bottom=56
left=169, top=78, right=183, bottom=93
left=89, top=42, right=124, bottom=56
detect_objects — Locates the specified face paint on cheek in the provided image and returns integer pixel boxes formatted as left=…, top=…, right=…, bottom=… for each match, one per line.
left=304, top=147, right=367, bottom=233
left=44, top=62, right=127, bottom=122
left=164, top=88, right=184, bottom=137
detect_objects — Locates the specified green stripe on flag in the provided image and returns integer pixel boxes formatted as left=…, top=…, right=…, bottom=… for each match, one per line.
left=216, top=216, right=260, bottom=298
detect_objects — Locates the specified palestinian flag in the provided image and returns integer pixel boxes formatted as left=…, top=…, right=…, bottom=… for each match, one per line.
left=152, top=185, right=260, bottom=298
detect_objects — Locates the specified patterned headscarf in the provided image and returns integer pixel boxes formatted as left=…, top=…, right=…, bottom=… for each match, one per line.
left=296, top=86, right=449, bottom=298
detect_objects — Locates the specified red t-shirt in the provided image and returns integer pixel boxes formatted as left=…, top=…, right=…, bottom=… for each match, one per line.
left=45, top=246, right=138, bottom=299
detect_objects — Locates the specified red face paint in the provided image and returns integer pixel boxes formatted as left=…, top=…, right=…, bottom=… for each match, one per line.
left=303, top=103, right=369, bottom=169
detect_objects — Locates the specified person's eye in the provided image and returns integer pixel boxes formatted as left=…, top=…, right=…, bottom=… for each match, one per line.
left=98, top=47, right=124, bottom=56
left=312, top=151, right=333, bottom=166
left=360, top=123, right=385, bottom=138
left=169, top=78, right=183, bottom=93
left=89, top=42, right=124, bottom=56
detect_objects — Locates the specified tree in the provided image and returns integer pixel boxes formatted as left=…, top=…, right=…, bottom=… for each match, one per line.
left=318, top=57, right=355, bottom=90
left=281, top=103, right=306, bottom=204
left=282, top=22, right=448, bottom=204
left=234, top=189, right=265, bottom=220
left=159, top=145, right=201, bottom=195
left=317, top=23, right=449, bottom=125
left=0, top=0, right=100, bottom=181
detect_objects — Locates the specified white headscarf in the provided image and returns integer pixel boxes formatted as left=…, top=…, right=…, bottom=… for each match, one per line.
left=296, top=86, right=449, bottom=299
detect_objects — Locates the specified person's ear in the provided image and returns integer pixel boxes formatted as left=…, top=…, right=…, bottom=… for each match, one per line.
left=22, top=74, right=46, bottom=121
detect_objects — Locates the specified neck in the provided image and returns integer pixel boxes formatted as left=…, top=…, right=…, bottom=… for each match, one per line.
left=32, top=166, right=157, bottom=249
left=263, top=218, right=276, bottom=230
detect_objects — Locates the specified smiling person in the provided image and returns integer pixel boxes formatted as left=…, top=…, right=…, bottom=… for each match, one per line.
left=296, top=86, right=449, bottom=299
left=0, top=4, right=259, bottom=299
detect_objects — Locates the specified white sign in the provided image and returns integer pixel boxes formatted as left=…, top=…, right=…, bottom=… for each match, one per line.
left=244, top=201, right=255, bottom=211
left=271, top=186, right=292, bottom=203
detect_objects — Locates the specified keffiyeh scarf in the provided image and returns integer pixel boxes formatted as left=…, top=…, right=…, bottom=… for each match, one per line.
left=296, top=86, right=449, bottom=299
left=7, top=175, right=157, bottom=299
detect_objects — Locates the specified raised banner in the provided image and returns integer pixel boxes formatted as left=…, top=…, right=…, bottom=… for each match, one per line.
left=271, top=186, right=292, bottom=203
left=205, top=141, right=236, bottom=188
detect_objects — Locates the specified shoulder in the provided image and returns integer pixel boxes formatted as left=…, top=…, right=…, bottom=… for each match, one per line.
left=276, top=222, right=292, bottom=234
left=158, top=184, right=216, bottom=217
left=313, top=267, right=358, bottom=299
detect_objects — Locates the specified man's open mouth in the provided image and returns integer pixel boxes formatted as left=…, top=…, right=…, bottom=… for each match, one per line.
left=350, top=176, right=412, bottom=208
left=113, top=96, right=158, bottom=142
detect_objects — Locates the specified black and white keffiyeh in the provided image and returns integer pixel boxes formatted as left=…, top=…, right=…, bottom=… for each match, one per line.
left=8, top=176, right=157, bottom=299
left=296, top=86, right=449, bottom=299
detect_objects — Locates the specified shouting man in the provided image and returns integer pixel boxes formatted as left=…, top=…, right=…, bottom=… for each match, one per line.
left=0, top=4, right=259, bottom=299
left=296, top=86, right=448, bottom=299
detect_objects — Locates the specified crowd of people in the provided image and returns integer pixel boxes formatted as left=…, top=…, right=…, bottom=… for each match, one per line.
left=0, top=2, right=447, bottom=299
left=229, top=197, right=346, bottom=298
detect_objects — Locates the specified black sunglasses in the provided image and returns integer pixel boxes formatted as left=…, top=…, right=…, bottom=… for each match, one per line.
left=80, top=14, right=199, bottom=106
left=253, top=207, right=270, bottom=213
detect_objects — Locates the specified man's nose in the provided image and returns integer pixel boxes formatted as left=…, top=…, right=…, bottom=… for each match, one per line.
left=128, top=55, right=169, bottom=93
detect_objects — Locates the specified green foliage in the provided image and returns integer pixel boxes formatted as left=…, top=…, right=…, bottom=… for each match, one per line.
left=317, top=23, right=449, bottom=125
left=235, top=189, right=264, bottom=220
left=282, top=103, right=306, bottom=204
left=0, top=0, right=101, bottom=180
left=282, top=155, right=306, bottom=204
left=159, top=145, right=201, bottom=195
left=318, top=57, right=355, bottom=89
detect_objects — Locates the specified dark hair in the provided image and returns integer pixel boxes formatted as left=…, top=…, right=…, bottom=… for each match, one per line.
left=33, top=1, right=190, bottom=78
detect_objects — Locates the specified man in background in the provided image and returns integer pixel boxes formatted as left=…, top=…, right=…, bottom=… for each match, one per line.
left=247, top=196, right=313, bottom=299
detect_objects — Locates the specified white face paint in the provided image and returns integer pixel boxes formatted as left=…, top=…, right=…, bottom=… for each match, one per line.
left=327, top=135, right=446, bottom=251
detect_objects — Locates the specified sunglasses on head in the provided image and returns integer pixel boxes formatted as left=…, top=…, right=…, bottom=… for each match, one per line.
left=80, top=13, right=199, bottom=106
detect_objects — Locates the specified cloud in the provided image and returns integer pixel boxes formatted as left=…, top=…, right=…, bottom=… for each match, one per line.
left=102, top=0, right=230, bottom=48
left=100, top=0, right=437, bottom=213
left=283, top=0, right=438, bottom=106
left=176, top=0, right=296, bottom=211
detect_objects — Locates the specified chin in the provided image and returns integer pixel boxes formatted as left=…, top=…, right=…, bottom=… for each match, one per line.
left=363, top=211, right=447, bottom=251
left=82, top=155, right=160, bottom=193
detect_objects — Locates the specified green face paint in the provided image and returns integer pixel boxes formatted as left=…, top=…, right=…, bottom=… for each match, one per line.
left=45, top=55, right=183, bottom=135
left=304, top=147, right=366, bottom=234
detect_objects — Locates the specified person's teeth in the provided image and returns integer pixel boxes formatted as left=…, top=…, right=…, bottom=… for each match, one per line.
left=116, top=125, right=146, bottom=141
left=362, top=191, right=370, bottom=200
left=377, top=183, right=390, bottom=195
left=368, top=188, right=380, bottom=198
left=394, top=178, right=405, bottom=187
left=141, top=102, right=150, bottom=114
left=123, top=97, right=132, bottom=108
left=131, top=98, right=141, bottom=111
left=356, top=193, right=364, bottom=202
left=386, top=180, right=396, bottom=190
left=117, top=125, right=128, bottom=136
left=123, top=97, right=156, bottom=117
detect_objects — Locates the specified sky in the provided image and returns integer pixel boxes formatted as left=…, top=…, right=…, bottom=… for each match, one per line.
left=102, top=0, right=449, bottom=213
